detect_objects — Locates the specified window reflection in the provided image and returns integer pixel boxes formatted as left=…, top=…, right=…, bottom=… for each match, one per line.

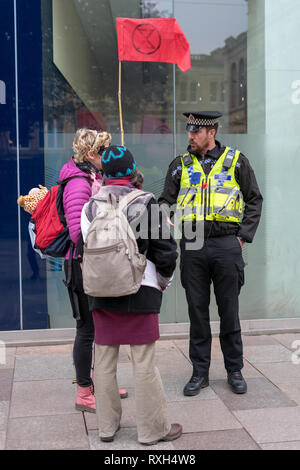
left=41, top=0, right=248, bottom=141
left=42, top=0, right=174, bottom=140
left=39, top=0, right=248, bottom=327
left=231, top=63, right=237, bottom=108
left=175, top=0, right=248, bottom=134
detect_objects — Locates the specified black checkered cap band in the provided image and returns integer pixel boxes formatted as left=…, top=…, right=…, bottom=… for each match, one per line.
left=187, top=116, right=219, bottom=127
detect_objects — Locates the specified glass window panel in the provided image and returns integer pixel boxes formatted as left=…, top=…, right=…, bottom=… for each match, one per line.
left=41, top=0, right=175, bottom=326
left=210, top=81, right=218, bottom=103
left=0, top=0, right=21, bottom=330
left=190, top=82, right=197, bottom=103
left=231, top=63, right=237, bottom=108
left=175, top=0, right=263, bottom=322
left=30, top=0, right=299, bottom=329
left=180, top=81, right=187, bottom=102
left=239, top=58, right=245, bottom=105
left=175, top=0, right=248, bottom=134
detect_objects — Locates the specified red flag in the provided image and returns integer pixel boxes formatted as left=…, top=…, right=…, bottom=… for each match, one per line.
left=116, top=18, right=191, bottom=72
left=76, top=109, right=107, bottom=131
left=141, top=115, right=172, bottom=134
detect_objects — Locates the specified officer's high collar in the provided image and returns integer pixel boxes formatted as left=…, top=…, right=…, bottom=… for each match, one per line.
left=187, top=140, right=223, bottom=159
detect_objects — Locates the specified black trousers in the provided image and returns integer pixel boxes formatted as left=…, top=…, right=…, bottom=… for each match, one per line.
left=64, top=259, right=94, bottom=387
left=180, top=235, right=245, bottom=376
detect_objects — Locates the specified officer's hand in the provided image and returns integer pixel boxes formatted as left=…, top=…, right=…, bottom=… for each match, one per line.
left=237, top=237, right=244, bottom=249
left=167, top=217, right=174, bottom=227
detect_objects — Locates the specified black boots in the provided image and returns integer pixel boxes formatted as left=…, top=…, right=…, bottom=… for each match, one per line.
left=183, top=371, right=247, bottom=396
left=183, top=376, right=209, bottom=396
left=227, top=371, right=247, bottom=394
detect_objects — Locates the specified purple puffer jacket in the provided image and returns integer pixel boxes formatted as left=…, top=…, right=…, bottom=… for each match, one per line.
left=59, top=157, right=102, bottom=259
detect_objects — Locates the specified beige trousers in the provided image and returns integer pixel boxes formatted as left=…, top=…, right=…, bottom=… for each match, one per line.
left=94, top=342, right=171, bottom=443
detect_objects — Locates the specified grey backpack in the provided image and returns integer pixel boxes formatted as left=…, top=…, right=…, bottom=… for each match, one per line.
left=82, top=189, right=148, bottom=297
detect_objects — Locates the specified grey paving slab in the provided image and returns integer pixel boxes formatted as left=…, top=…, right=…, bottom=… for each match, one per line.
left=161, top=376, right=218, bottom=402
left=0, top=369, right=14, bottom=401
left=0, top=328, right=75, bottom=347
left=243, top=345, right=293, bottom=364
left=155, top=340, right=179, bottom=353
left=173, top=339, right=189, bottom=360
left=241, top=335, right=279, bottom=346
left=272, top=333, right=300, bottom=351
left=6, top=414, right=89, bottom=450
left=260, top=441, right=300, bottom=450
left=88, top=428, right=175, bottom=450
left=4, top=335, right=300, bottom=450
left=0, top=401, right=9, bottom=431
left=209, top=360, right=262, bottom=380
left=172, top=429, right=260, bottom=450
left=253, top=362, right=300, bottom=384
left=0, top=347, right=15, bottom=370
left=167, top=399, right=242, bottom=433
left=155, top=351, right=191, bottom=377
left=16, top=344, right=73, bottom=355
left=10, top=379, right=79, bottom=418
left=0, top=431, right=6, bottom=450
left=234, top=407, right=300, bottom=444
left=275, top=381, right=300, bottom=405
left=83, top=410, right=99, bottom=431
left=14, top=352, right=75, bottom=381
left=174, top=338, right=225, bottom=361
left=210, top=377, right=296, bottom=411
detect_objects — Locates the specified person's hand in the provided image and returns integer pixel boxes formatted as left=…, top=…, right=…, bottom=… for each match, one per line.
left=157, top=273, right=174, bottom=291
left=167, top=217, right=174, bottom=227
left=237, top=237, right=244, bottom=249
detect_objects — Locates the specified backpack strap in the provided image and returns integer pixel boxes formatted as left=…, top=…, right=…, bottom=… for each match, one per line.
left=118, top=189, right=149, bottom=212
left=92, top=189, right=149, bottom=211
left=63, top=242, right=75, bottom=287
left=58, top=176, right=92, bottom=257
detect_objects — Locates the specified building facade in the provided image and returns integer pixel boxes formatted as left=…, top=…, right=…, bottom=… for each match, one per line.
left=1, top=0, right=299, bottom=331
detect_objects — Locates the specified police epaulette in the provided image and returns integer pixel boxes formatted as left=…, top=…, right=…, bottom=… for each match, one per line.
left=182, top=153, right=193, bottom=166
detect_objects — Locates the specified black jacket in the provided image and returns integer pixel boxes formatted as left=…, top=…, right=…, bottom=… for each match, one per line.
left=87, top=195, right=178, bottom=313
left=158, top=140, right=263, bottom=243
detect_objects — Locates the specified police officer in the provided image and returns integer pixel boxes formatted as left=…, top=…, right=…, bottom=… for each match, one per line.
left=159, top=111, right=263, bottom=395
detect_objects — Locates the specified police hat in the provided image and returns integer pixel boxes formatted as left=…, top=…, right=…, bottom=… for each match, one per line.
left=183, top=111, right=222, bottom=132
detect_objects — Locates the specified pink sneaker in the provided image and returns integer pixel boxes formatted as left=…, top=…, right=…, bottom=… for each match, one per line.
left=75, top=385, right=96, bottom=413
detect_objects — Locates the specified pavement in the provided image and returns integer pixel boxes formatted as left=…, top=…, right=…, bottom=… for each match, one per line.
left=1, top=333, right=300, bottom=450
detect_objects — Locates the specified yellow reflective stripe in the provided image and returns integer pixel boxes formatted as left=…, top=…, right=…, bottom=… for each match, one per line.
left=178, top=148, right=243, bottom=224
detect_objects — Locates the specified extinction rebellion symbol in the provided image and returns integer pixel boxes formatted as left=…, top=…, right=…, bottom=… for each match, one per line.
left=132, top=23, right=162, bottom=55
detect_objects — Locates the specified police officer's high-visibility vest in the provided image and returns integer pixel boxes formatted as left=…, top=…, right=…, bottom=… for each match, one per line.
left=176, top=147, right=244, bottom=223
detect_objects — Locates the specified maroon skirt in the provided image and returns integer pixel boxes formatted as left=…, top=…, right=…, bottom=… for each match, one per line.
left=92, top=309, right=160, bottom=345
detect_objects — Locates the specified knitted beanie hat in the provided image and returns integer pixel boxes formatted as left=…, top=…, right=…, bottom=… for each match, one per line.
left=101, top=145, right=136, bottom=178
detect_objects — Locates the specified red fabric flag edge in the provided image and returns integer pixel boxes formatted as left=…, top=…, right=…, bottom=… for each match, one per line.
left=116, top=17, right=191, bottom=72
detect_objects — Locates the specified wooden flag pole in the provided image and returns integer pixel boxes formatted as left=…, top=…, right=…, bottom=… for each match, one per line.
left=118, top=61, right=125, bottom=146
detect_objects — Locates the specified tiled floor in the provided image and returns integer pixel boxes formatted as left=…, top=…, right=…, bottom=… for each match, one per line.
left=1, top=334, right=300, bottom=450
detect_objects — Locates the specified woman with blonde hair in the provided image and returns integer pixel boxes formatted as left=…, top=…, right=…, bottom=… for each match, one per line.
left=59, top=129, right=127, bottom=413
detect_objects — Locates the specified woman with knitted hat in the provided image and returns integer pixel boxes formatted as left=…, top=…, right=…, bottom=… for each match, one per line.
left=81, top=145, right=182, bottom=445
left=59, top=130, right=128, bottom=414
